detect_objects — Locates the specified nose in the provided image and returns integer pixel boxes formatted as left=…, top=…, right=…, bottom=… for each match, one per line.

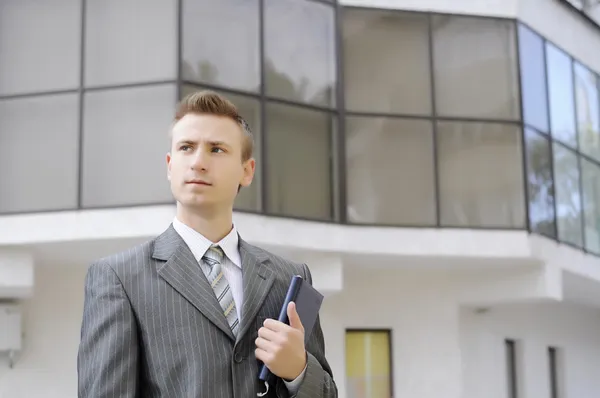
left=191, top=149, right=209, bottom=172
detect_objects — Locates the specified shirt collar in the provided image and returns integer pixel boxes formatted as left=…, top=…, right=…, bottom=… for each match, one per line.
left=171, top=217, right=242, bottom=268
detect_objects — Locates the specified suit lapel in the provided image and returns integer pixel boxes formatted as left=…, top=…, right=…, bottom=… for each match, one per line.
left=153, top=225, right=235, bottom=341
left=237, top=238, right=274, bottom=342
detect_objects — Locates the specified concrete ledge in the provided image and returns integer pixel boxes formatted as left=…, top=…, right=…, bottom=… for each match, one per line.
left=4, top=207, right=600, bottom=303
left=0, top=206, right=533, bottom=259
left=455, top=263, right=562, bottom=307
left=0, top=250, right=34, bottom=299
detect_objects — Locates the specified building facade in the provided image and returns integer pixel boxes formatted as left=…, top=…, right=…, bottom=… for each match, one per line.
left=1, top=0, right=600, bottom=397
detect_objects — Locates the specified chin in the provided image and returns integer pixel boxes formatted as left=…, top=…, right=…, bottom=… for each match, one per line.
left=174, top=193, right=208, bottom=207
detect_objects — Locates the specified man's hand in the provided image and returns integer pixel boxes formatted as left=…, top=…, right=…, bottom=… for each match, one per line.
left=255, top=301, right=307, bottom=381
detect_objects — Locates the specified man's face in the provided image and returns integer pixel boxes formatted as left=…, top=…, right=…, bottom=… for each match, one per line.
left=167, top=113, right=255, bottom=210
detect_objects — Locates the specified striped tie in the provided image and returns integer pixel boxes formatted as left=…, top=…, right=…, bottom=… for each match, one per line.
left=202, top=245, right=239, bottom=336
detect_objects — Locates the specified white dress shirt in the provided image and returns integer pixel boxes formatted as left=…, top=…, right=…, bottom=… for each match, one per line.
left=171, top=217, right=305, bottom=392
left=173, top=217, right=243, bottom=319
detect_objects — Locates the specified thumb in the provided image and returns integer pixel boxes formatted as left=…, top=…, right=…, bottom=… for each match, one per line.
left=287, top=302, right=304, bottom=332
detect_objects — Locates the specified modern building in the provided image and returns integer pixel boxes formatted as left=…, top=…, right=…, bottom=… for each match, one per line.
left=1, top=0, right=600, bottom=397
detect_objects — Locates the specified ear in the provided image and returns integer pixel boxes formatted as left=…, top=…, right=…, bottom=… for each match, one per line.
left=239, top=158, right=255, bottom=188
left=166, top=152, right=172, bottom=181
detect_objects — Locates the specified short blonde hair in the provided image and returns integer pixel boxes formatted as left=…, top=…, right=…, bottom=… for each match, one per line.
left=173, top=90, right=254, bottom=161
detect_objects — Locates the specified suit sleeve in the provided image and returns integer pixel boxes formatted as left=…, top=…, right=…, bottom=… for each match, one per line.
left=77, top=261, right=139, bottom=398
left=276, top=263, right=338, bottom=398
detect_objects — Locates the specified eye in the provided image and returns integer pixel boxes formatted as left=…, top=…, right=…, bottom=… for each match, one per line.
left=212, top=147, right=225, bottom=153
left=179, top=145, right=192, bottom=151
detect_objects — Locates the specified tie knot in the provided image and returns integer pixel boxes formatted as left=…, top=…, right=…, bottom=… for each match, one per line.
left=203, top=245, right=224, bottom=267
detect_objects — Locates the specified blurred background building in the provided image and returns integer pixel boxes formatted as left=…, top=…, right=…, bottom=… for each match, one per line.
left=1, top=0, right=600, bottom=397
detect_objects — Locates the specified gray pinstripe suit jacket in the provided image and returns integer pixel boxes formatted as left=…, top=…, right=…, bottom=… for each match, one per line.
left=77, top=224, right=337, bottom=398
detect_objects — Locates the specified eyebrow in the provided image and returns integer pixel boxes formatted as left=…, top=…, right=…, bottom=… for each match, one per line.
left=208, top=141, right=230, bottom=148
left=175, top=139, right=231, bottom=148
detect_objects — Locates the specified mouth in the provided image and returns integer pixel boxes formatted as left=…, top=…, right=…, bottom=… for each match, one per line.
left=186, top=180, right=212, bottom=186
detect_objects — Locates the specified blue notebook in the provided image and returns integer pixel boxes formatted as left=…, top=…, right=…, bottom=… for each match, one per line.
left=257, top=275, right=324, bottom=391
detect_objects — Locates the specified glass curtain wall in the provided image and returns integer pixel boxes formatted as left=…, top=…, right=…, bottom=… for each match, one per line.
left=0, top=0, right=177, bottom=213
left=342, top=9, right=525, bottom=228
left=519, top=23, right=600, bottom=254
left=2, top=0, right=600, bottom=255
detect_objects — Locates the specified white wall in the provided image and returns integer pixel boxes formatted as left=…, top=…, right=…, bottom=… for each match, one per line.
left=461, top=302, right=600, bottom=398
left=324, top=268, right=600, bottom=398
left=0, top=265, right=86, bottom=398
left=338, top=0, right=519, bottom=17
left=322, top=269, right=464, bottom=398
left=0, top=261, right=599, bottom=398
left=0, top=264, right=466, bottom=398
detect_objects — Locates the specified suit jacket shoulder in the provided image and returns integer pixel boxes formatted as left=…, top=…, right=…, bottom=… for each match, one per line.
left=91, top=238, right=157, bottom=278
left=241, top=241, right=310, bottom=280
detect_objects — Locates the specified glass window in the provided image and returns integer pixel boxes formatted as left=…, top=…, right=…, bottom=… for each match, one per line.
left=81, top=84, right=176, bottom=207
left=546, top=43, right=577, bottom=148
left=85, top=0, right=177, bottom=87
left=181, top=85, right=262, bottom=212
left=345, top=117, right=436, bottom=225
left=266, top=103, right=333, bottom=220
left=0, top=0, right=80, bottom=96
left=342, top=9, right=431, bottom=115
left=553, top=143, right=583, bottom=247
left=182, top=0, right=260, bottom=93
left=264, top=0, right=336, bottom=107
left=0, top=94, right=79, bottom=213
left=437, top=121, right=525, bottom=228
left=525, top=128, right=556, bottom=238
left=432, top=15, right=520, bottom=120
left=518, top=24, right=549, bottom=133
left=346, top=330, right=392, bottom=398
left=574, top=63, right=600, bottom=161
left=581, top=158, right=600, bottom=254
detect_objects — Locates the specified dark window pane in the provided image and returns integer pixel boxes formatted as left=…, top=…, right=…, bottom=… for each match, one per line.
left=182, top=0, right=260, bottom=93
left=181, top=85, right=262, bottom=212
left=437, top=121, right=525, bottom=228
left=518, top=24, right=549, bottom=133
left=0, top=0, right=80, bottom=95
left=548, top=347, right=560, bottom=398
left=342, top=9, right=431, bottom=115
left=432, top=15, right=520, bottom=120
left=525, top=128, right=556, bottom=238
left=264, top=0, right=336, bottom=107
left=345, top=117, right=435, bottom=225
left=505, top=339, right=519, bottom=398
left=0, top=94, right=79, bottom=213
left=85, top=0, right=177, bottom=87
left=574, top=63, right=600, bottom=161
left=581, top=158, right=600, bottom=254
left=546, top=43, right=577, bottom=148
left=266, top=103, right=333, bottom=220
left=553, top=143, right=583, bottom=247
left=82, top=85, right=176, bottom=207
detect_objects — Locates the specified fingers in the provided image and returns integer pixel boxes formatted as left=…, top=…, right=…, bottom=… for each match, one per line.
left=255, top=346, right=272, bottom=363
left=262, top=318, right=287, bottom=332
left=287, top=302, right=304, bottom=333
left=258, top=325, right=280, bottom=342
left=260, top=303, right=305, bottom=335
left=255, top=336, right=277, bottom=353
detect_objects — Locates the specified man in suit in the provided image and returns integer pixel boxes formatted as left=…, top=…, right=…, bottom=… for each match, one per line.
left=77, top=90, right=337, bottom=398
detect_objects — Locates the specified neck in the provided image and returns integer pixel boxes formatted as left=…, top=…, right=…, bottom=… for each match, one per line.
left=176, top=204, right=234, bottom=243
